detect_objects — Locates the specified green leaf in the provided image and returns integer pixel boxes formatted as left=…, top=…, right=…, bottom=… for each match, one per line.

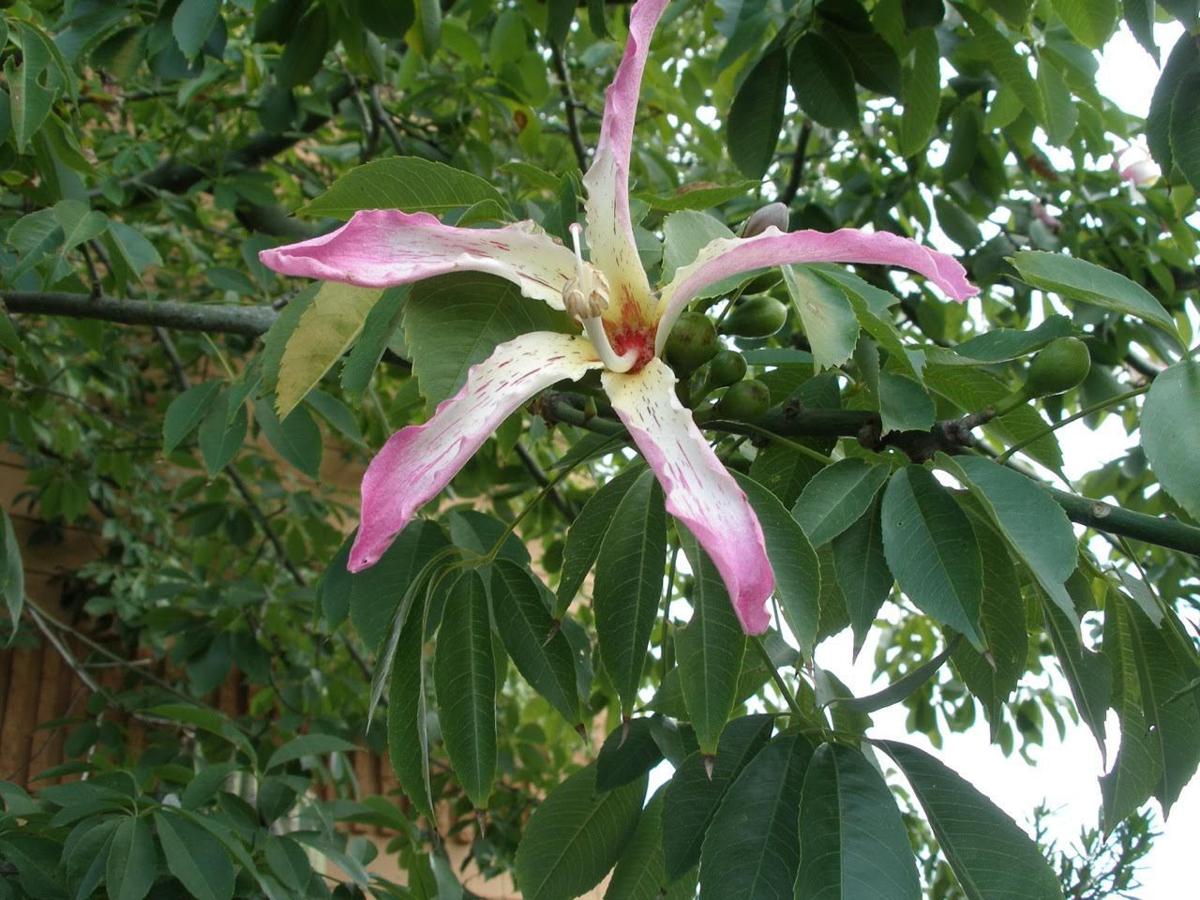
left=832, top=496, right=893, bottom=656
left=605, top=789, right=697, bottom=900
left=793, top=459, right=889, bottom=548
left=163, top=381, right=221, bottom=455
left=153, top=812, right=235, bottom=900
left=1051, top=0, right=1117, bottom=48
left=349, top=520, right=446, bottom=652
left=1037, top=53, right=1077, bottom=146
left=6, top=25, right=59, bottom=153
left=1011, top=251, right=1180, bottom=343
left=197, top=391, right=247, bottom=476
left=277, top=5, right=329, bottom=88
left=953, top=315, right=1072, bottom=362
left=1100, top=591, right=1161, bottom=829
left=173, top=0, right=222, bottom=59
left=360, top=0, right=415, bottom=38
left=106, top=817, right=157, bottom=900
left=1148, top=33, right=1198, bottom=173
left=698, top=734, right=812, bottom=900
left=634, top=182, right=760, bottom=213
left=557, top=465, right=644, bottom=614
left=594, top=470, right=667, bottom=716
left=1170, top=66, right=1200, bottom=190
left=1042, top=587, right=1112, bottom=762
left=597, top=718, right=664, bottom=792
left=727, top=45, right=789, bottom=179
left=662, top=714, right=774, bottom=881
left=660, top=211, right=745, bottom=300
left=958, top=6, right=1045, bottom=121
left=260, top=283, right=319, bottom=394
left=388, top=587, right=435, bottom=818
left=736, top=474, right=821, bottom=656
left=783, top=265, right=859, bottom=371
left=266, top=733, right=356, bottom=771
left=937, top=455, right=1077, bottom=620
left=880, top=466, right=984, bottom=649
left=1122, top=0, right=1158, bottom=59
left=796, top=743, right=920, bottom=899
left=341, top=287, right=408, bottom=400
left=253, top=400, right=322, bottom=479
left=403, top=272, right=571, bottom=409
left=514, top=763, right=647, bottom=900
left=1, top=509, right=25, bottom=631
left=301, top=157, right=506, bottom=218
left=1141, top=360, right=1200, bottom=521
left=790, top=33, right=858, bottom=131
left=263, top=834, right=312, bottom=893
left=276, top=281, right=381, bottom=418
left=676, top=529, right=747, bottom=755
left=491, top=561, right=582, bottom=726
left=899, top=28, right=940, bottom=157
left=434, top=570, right=498, bottom=808
left=950, top=507, right=1028, bottom=733
left=878, top=371, right=935, bottom=435
left=546, top=0, right=575, bottom=48
left=879, top=742, right=1063, bottom=900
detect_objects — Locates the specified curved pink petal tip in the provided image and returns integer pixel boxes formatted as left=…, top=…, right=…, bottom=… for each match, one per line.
left=603, top=359, right=774, bottom=634
left=349, top=332, right=602, bottom=571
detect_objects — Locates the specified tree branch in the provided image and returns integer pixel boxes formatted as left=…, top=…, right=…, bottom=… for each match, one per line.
left=2, top=291, right=278, bottom=338
left=779, top=120, right=813, bottom=207
left=551, top=45, right=590, bottom=171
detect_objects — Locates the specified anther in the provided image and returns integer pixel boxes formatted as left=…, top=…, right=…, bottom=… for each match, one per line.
left=562, top=223, right=637, bottom=373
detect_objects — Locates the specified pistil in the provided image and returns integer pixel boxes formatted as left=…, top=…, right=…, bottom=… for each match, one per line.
left=564, top=224, right=638, bottom=374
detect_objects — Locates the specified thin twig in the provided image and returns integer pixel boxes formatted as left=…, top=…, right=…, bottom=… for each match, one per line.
left=780, top=120, right=813, bottom=207
left=551, top=45, right=590, bottom=171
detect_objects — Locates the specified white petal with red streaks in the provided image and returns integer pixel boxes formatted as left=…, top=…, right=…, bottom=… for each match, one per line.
left=581, top=0, right=668, bottom=323
left=259, top=210, right=578, bottom=308
left=603, top=359, right=774, bottom=634
left=350, top=332, right=602, bottom=571
left=654, top=227, right=979, bottom=353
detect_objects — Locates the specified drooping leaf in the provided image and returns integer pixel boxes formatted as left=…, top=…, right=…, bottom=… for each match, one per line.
left=341, top=287, right=409, bottom=400
left=557, top=465, right=644, bottom=614
left=434, top=570, right=499, bottom=808
left=253, top=399, right=323, bottom=479
left=790, top=33, right=858, bottom=131
left=727, top=45, right=789, bottom=179
left=491, top=561, right=582, bottom=726
left=514, top=764, right=647, bottom=900
left=349, top=520, right=447, bottom=653
left=266, top=733, right=356, bottom=771
left=736, top=474, right=821, bottom=656
left=953, top=315, right=1073, bottom=362
left=899, top=28, right=940, bottom=157
left=879, top=742, right=1064, bottom=900
left=1042, top=587, right=1112, bottom=761
left=1, top=508, right=26, bottom=630
left=153, top=811, right=235, bottom=900
left=783, top=265, right=860, bottom=371
left=698, top=734, right=812, bottom=900
left=675, top=529, right=747, bottom=755
left=1051, top=0, right=1118, bottom=48
left=1141, top=360, right=1200, bottom=521
left=605, top=788, right=697, bottom=900
left=832, top=496, right=893, bottom=656
left=596, top=718, right=664, bottom=792
left=662, top=714, right=775, bottom=881
left=163, top=381, right=221, bottom=455
left=301, top=157, right=506, bottom=218
left=880, top=467, right=984, bottom=649
left=1147, top=31, right=1198, bottom=173
left=388, top=587, right=435, bottom=818
left=594, top=470, right=667, bottom=716
left=106, top=817, right=157, bottom=900
left=795, top=743, right=920, bottom=900
left=172, top=0, right=222, bottom=59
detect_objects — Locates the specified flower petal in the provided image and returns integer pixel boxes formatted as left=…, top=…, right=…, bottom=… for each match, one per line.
left=654, top=227, right=979, bottom=353
left=350, top=332, right=602, bottom=571
left=259, top=210, right=578, bottom=308
left=603, top=358, right=774, bottom=634
left=581, top=0, right=668, bottom=323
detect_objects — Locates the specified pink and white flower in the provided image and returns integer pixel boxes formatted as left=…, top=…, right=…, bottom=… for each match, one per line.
left=259, top=0, right=977, bottom=634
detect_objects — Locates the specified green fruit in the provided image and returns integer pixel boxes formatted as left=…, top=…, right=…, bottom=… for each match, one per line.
left=715, top=379, right=770, bottom=422
left=721, top=296, right=788, bottom=338
left=664, top=312, right=719, bottom=375
left=1025, top=337, right=1091, bottom=397
left=705, top=350, right=747, bottom=389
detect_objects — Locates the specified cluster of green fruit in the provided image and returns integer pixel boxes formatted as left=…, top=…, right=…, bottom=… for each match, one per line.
left=663, top=290, right=789, bottom=422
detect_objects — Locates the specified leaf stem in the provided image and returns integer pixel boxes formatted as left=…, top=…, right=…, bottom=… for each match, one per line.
left=996, top=385, right=1149, bottom=464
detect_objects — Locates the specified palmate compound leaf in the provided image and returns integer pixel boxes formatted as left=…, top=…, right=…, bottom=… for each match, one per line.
left=698, top=733, right=813, bottom=900
left=593, top=469, right=667, bottom=716
left=880, top=466, right=984, bottom=650
left=675, top=529, right=747, bottom=755
left=879, top=741, right=1064, bottom=900
left=795, top=743, right=920, bottom=900
left=514, top=763, right=648, bottom=900
left=662, top=714, right=775, bottom=881
left=433, top=570, right=499, bottom=808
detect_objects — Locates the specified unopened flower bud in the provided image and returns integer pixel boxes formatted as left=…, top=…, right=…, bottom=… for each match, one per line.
left=741, top=202, right=790, bottom=238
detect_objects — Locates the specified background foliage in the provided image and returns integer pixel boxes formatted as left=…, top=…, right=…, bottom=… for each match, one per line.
left=2, top=0, right=1200, bottom=897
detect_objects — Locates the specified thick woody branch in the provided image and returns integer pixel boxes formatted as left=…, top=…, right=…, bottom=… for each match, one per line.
left=3, top=291, right=278, bottom=338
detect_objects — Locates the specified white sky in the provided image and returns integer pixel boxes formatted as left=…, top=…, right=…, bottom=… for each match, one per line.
left=650, top=19, right=1197, bottom=896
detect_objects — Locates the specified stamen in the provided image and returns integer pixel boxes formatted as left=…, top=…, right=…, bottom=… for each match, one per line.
left=562, top=223, right=637, bottom=373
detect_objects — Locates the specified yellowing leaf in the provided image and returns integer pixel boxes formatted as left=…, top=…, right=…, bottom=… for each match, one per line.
left=276, top=281, right=381, bottom=419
